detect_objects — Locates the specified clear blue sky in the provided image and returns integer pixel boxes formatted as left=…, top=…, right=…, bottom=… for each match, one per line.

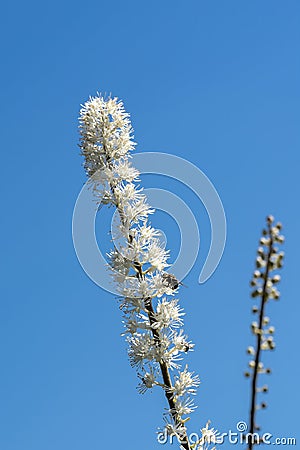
left=1, top=1, right=299, bottom=449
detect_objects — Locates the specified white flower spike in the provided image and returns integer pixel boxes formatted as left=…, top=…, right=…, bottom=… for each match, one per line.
left=79, top=94, right=215, bottom=450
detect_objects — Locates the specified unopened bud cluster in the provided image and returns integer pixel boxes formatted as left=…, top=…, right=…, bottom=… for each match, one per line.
left=245, top=215, right=284, bottom=433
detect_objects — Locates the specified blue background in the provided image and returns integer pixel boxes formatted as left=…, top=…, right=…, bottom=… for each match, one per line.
left=1, top=1, right=299, bottom=449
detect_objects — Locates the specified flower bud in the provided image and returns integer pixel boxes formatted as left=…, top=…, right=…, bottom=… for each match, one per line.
left=269, top=341, right=276, bottom=350
left=260, top=237, right=270, bottom=246
left=251, top=288, right=263, bottom=298
left=256, top=257, right=266, bottom=269
left=272, top=274, right=281, bottom=283
left=247, top=346, right=255, bottom=355
left=257, top=246, right=265, bottom=256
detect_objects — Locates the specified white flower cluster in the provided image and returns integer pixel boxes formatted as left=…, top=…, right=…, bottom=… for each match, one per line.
left=161, top=418, right=218, bottom=450
left=79, top=94, right=213, bottom=449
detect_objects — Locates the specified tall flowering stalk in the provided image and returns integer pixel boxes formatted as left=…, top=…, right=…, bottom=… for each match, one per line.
left=245, top=216, right=284, bottom=449
left=78, top=95, right=216, bottom=450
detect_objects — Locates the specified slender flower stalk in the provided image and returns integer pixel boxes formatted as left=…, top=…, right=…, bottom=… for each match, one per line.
left=245, top=215, right=284, bottom=449
left=78, top=94, right=216, bottom=450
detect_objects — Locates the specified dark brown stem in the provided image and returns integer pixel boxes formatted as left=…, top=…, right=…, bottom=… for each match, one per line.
left=248, top=224, right=273, bottom=450
left=102, top=147, right=190, bottom=450
left=144, top=297, right=190, bottom=450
